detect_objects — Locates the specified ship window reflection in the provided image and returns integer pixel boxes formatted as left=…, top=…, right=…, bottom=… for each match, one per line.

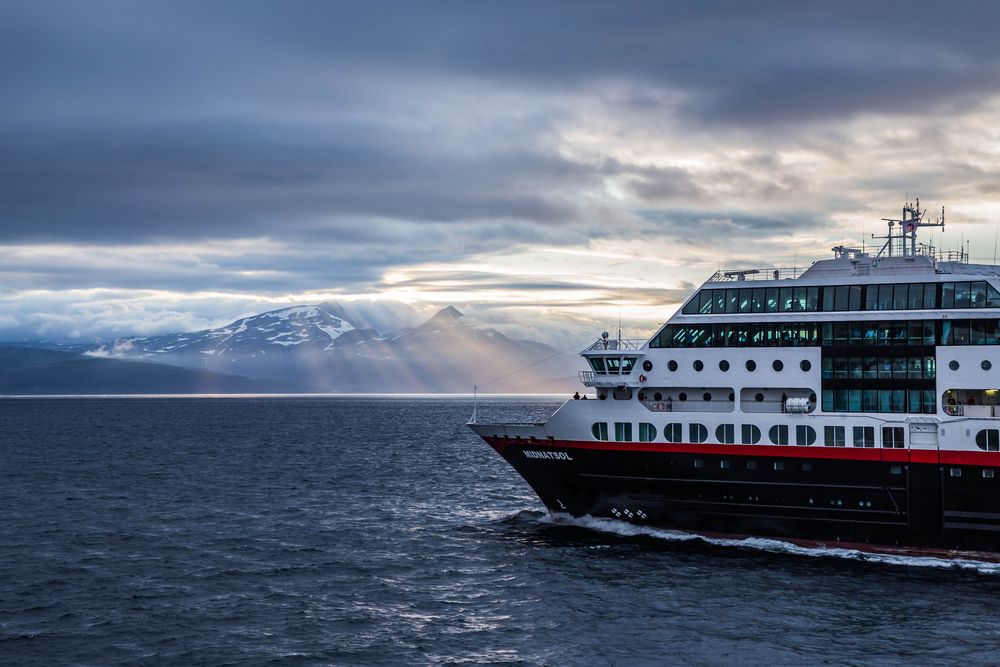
left=663, top=423, right=682, bottom=443
left=614, top=422, right=632, bottom=442
left=975, top=429, right=999, bottom=451
left=741, top=424, right=761, bottom=444
left=765, top=288, right=779, bottom=312
left=768, top=424, right=789, bottom=445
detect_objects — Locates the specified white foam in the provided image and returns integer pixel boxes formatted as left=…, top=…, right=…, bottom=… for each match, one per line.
left=540, top=513, right=1000, bottom=574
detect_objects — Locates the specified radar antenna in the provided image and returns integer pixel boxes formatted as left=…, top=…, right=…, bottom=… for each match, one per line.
left=872, top=198, right=945, bottom=258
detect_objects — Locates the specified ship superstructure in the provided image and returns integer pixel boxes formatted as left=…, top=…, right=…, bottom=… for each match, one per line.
left=470, top=202, right=1000, bottom=552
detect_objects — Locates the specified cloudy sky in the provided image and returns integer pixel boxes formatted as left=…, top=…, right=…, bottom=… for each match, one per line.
left=3, top=1, right=1000, bottom=347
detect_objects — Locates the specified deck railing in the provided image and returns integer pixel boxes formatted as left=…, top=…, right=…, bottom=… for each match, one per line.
left=582, top=338, right=646, bottom=352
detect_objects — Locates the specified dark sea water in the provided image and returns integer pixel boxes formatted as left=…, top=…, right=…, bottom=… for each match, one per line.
left=4, top=396, right=1000, bottom=666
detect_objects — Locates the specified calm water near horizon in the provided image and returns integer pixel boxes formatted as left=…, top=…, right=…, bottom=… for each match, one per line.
left=4, top=396, right=1000, bottom=665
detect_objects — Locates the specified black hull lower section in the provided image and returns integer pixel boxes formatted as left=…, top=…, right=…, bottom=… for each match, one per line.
left=493, top=441, right=1000, bottom=553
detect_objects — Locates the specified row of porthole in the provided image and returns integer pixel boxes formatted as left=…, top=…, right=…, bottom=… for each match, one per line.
left=663, top=359, right=811, bottom=373
left=948, top=360, right=993, bottom=371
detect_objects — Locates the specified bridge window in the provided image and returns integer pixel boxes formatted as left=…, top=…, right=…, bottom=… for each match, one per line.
left=588, top=357, right=606, bottom=373
left=882, top=426, right=904, bottom=449
left=690, top=423, right=708, bottom=444
left=796, top=425, right=817, bottom=446
left=769, top=424, right=789, bottom=445
left=614, top=422, right=633, bottom=442
left=591, top=422, right=608, bottom=441
left=638, top=423, right=657, bottom=443
left=716, top=423, right=735, bottom=444
left=663, top=423, right=682, bottom=443
left=976, top=429, right=1000, bottom=451
left=824, top=425, right=846, bottom=447
left=853, top=426, right=875, bottom=447
left=741, top=424, right=761, bottom=444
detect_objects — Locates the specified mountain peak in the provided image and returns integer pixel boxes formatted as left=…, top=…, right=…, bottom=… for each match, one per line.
left=436, top=305, right=464, bottom=320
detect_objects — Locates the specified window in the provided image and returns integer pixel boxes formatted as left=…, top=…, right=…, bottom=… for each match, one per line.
left=668, top=360, right=678, bottom=371
left=984, top=360, right=993, bottom=371
left=716, top=423, right=735, bottom=444
left=950, top=467, right=962, bottom=478
left=588, top=357, right=606, bottom=373
left=614, top=422, right=633, bottom=442
left=853, top=426, right=875, bottom=448
left=690, top=423, right=708, bottom=443
left=639, top=423, right=657, bottom=443
left=773, top=359, right=784, bottom=372
left=949, top=360, right=960, bottom=371
left=741, top=424, right=761, bottom=444
left=720, top=459, right=731, bottom=469
left=591, top=422, right=608, bottom=441
left=703, top=392, right=712, bottom=402
left=882, top=426, right=904, bottom=449
left=693, top=360, right=704, bottom=371
left=719, top=359, right=730, bottom=371
left=774, top=461, right=784, bottom=471
left=796, top=425, right=817, bottom=446
left=769, top=424, right=789, bottom=445
left=663, top=423, right=682, bottom=443
left=800, top=359, right=811, bottom=372
left=746, top=460, right=757, bottom=470
left=824, top=425, right=846, bottom=447
left=694, top=459, right=704, bottom=468
left=746, top=360, right=757, bottom=371
left=976, top=429, right=1000, bottom=451
left=985, top=470, right=996, bottom=479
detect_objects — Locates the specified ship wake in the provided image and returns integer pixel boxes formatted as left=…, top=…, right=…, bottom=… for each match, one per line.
left=540, top=512, right=1000, bottom=574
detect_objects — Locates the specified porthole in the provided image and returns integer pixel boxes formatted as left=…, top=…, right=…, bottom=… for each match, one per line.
left=679, top=392, right=688, bottom=401
left=746, top=360, right=757, bottom=372
left=719, top=360, right=730, bottom=372
left=653, top=392, right=663, bottom=401
left=949, top=360, right=960, bottom=371
left=755, top=392, right=764, bottom=402
left=668, top=360, right=678, bottom=372
left=642, top=360, right=653, bottom=372
left=772, top=359, right=784, bottom=372
left=693, top=360, right=704, bottom=372
left=983, top=360, right=993, bottom=371
left=800, top=360, right=811, bottom=372
left=703, top=392, right=712, bottom=402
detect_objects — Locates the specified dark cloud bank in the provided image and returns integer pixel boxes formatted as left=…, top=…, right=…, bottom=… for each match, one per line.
left=2, top=1, right=1000, bottom=337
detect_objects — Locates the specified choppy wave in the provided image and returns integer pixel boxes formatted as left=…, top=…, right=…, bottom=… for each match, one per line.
left=540, top=512, right=1000, bottom=575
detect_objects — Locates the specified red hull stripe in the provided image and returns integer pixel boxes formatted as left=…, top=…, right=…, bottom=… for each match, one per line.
left=485, top=437, right=1000, bottom=467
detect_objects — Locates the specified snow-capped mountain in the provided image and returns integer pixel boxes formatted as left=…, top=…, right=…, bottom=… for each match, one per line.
left=101, top=303, right=367, bottom=360
left=86, top=303, right=576, bottom=392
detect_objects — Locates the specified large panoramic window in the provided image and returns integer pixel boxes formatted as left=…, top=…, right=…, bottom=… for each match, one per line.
left=650, top=319, right=1000, bottom=349
left=681, top=280, right=997, bottom=316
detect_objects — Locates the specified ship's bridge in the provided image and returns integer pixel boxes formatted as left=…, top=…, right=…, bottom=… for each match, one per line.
left=579, top=335, right=647, bottom=388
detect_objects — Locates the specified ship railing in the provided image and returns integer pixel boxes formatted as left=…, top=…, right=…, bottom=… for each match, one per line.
left=944, top=405, right=1000, bottom=417
left=578, top=370, right=644, bottom=386
left=705, top=267, right=806, bottom=282
left=582, top=338, right=645, bottom=352
left=640, top=399, right=734, bottom=413
left=741, top=400, right=815, bottom=414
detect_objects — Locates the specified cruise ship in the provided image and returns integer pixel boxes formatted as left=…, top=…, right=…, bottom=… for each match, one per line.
left=470, top=201, right=1000, bottom=554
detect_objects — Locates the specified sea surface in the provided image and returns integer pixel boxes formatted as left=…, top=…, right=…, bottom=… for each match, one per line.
left=3, top=396, right=1000, bottom=666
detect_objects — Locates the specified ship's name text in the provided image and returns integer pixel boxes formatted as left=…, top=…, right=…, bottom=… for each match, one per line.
left=524, top=450, right=573, bottom=461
